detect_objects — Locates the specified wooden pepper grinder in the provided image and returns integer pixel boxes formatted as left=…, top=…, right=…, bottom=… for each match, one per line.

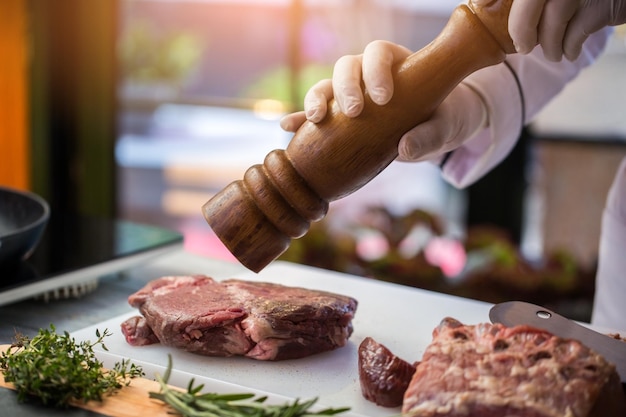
left=203, top=0, right=516, bottom=272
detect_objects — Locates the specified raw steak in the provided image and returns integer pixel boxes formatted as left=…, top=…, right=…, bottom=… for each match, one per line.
left=358, top=336, right=417, bottom=407
left=402, top=317, right=626, bottom=417
left=121, top=275, right=357, bottom=361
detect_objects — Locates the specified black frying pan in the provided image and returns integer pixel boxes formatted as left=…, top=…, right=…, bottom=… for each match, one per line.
left=0, top=186, right=50, bottom=268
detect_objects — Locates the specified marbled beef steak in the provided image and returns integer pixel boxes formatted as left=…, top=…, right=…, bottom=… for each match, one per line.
left=121, top=275, right=357, bottom=361
left=402, top=317, right=626, bottom=417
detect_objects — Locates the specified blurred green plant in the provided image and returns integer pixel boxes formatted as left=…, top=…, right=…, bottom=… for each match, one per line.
left=118, top=22, right=203, bottom=86
left=241, top=64, right=333, bottom=107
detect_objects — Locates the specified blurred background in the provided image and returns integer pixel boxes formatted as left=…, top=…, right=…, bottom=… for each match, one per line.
left=1, top=0, right=625, bottom=320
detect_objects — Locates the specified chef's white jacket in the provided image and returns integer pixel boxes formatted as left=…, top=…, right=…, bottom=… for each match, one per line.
left=438, top=27, right=625, bottom=331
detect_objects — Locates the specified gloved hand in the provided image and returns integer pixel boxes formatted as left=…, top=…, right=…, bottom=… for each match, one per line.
left=280, top=40, right=489, bottom=163
left=473, top=0, right=626, bottom=62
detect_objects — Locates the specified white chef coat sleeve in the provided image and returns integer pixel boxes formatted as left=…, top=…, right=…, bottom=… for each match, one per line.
left=439, top=28, right=612, bottom=189
left=592, top=157, right=626, bottom=332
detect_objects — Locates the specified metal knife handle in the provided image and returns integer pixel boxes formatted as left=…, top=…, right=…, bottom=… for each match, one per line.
left=490, top=301, right=626, bottom=383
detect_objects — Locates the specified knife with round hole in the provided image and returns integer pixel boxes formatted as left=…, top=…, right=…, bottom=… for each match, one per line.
left=489, top=301, right=626, bottom=383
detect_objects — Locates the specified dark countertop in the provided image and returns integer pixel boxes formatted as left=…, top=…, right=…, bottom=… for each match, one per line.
left=0, top=249, right=246, bottom=343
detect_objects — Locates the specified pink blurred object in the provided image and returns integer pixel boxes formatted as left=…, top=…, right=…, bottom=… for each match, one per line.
left=356, top=232, right=390, bottom=261
left=424, top=237, right=467, bottom=278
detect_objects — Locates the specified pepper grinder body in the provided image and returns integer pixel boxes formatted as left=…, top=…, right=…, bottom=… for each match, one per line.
left=203, top=0, right=515, bottom=272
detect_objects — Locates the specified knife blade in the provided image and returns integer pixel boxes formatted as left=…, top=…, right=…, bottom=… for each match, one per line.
left=489, top=301, right=626, bottom=383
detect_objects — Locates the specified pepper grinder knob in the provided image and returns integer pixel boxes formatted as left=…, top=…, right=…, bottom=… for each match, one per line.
left=202, top=0, right=515, bottom=272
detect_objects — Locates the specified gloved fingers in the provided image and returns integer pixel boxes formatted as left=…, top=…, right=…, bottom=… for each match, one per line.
left=279, top=111, right=307, bottom=133
left=508, top=0, right=580, bottom=61
left=538, top=0, right=579, bottom=61
left=563, top=1, right=626, bottom=61
left=282, top=40, right=414, bottom=130
left=562, top=12, right=602, bottom=61
left=396, top=83, right=488, bottom=162
left=279, top=77, right=333, bottom=132
left=332, top=54, right=365, bottom=117
left=361, top=40, right=412, bottom=106
left=508, top=0, right=547, bottom=54
left=303, top=78, right=333, bottom=123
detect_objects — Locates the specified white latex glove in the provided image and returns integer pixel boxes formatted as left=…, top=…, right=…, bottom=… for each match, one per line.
left=472, top=0, right=626, bottom=62
left=592, top=158, right=626, bottom=331
left=280, top=40, right=489, bottom=163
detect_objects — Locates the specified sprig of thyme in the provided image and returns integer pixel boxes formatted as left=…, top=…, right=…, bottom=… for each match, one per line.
left=0, top=324, right=144, bottom=407
left=150, top=355, right=351, bottom=417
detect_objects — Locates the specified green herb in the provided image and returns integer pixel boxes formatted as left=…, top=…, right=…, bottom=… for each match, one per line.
left=0, top=324, right=144, bottom=407
left=150, top=354, right=351, bottom=417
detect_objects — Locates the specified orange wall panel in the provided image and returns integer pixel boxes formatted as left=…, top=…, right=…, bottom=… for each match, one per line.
left=0, top=0, right=29, bottom=190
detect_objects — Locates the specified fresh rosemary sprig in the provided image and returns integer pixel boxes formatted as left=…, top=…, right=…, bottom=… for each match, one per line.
left=150, top=355, right=351, bottom=417
left=0, top=324, right=144, bottom=407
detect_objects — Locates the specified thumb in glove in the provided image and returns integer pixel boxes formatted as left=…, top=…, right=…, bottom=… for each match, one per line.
left=397, top=82, right=488, bottom=163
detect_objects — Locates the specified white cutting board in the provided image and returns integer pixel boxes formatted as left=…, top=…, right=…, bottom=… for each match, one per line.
left=72, top=260, right=492, bottom=417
